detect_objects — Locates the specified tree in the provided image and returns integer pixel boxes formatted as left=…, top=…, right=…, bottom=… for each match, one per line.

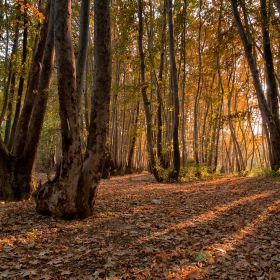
left=0, top=0, right=53, bottom=200
left=137, top=0, right=162, bottom=182
left=230, top=0, right=280, bottom=170
left=36, top=0, right=112, bottom=219
left=167, top=0, right=180, bottom=178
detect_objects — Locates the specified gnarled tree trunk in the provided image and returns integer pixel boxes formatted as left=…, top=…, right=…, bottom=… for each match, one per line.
left=36, top=0, right=111, bottom=219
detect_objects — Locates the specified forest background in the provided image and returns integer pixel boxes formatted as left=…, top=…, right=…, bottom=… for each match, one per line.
left=1, top=0, right=280, bottom=219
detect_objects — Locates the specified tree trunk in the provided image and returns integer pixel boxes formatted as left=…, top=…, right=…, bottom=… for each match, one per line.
left=167, top=0, right=180, bottom=179
left=76, top=0, right=90, bottom=109
left=8, top=0, right=29, bottom=151
left=36, top=0, right=82, bottom=219
left=126, top=101, right=140, bottom=174
left=13, top=0, right=51, bottom=158
left=230, top=0, right=280, bottom=170
left=137, top=0, right=162, bottom=182
left=193, top=0, right=203, bottom=166
left=0, top=0, right=54, bottom=201
left=36, top=0, right=111, bottom=219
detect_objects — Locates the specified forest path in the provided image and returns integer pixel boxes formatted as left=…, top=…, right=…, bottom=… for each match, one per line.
left=1, top=174, right=280, bottom=279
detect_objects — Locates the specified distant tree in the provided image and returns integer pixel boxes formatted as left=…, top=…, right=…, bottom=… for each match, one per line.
left=137, top=0, right=162, bottom=182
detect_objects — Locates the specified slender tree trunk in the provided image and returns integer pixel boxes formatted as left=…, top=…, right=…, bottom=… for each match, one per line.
left=230, top=0, right=280, bottom=170
left=167, top=0, right=180, bottom=179
left=126, top=101, right=140, bottom=174
left=181, top=0, right=187, bottom=166
left=13, top=0, right=51, bottom=157
left=156, top=0, right=166, bottom=167
left=8, top=0, right=29, bottom=151
left=0, top=11, right=19, bottom=127
left=137, top=0, right=162, bottom=182
left=0, top=1, right=54, bottom=200
left=193, top=0, right=203, bottom=166
left=76, top=0, right=90, bottom=109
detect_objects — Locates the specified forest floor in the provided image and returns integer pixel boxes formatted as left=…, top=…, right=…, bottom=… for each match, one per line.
left=1, top=173, right=280, bottom=279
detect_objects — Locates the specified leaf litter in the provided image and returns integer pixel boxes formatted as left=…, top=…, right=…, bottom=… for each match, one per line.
left=1, top=174, right=280, bottom=279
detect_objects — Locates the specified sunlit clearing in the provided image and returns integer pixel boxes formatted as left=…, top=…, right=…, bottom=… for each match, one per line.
left=139, top=191, right=275, bottom=241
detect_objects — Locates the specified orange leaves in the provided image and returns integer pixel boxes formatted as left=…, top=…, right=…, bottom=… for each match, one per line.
left=1, top=175, right=280, bottom=278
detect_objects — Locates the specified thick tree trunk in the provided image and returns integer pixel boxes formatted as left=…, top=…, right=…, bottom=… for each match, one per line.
left=75, top=0, right=112, bottom=218
left=36, top=0, right=111, bottom=219
left=0, top=140, right=37, bottom=201
left=36, top=0, right=82, bottom=219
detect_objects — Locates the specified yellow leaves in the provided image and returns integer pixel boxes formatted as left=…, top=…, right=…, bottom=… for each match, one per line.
left=16, top=1, right=45, bottom=23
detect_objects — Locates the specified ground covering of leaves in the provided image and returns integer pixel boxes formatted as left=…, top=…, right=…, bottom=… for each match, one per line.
left=1, top=173, right=280, bottom=279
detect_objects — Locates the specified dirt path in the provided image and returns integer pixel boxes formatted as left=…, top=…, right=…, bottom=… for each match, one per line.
left=1, top=174, right=280, bottom=279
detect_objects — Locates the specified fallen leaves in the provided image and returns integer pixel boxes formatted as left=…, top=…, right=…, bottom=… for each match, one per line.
left=1, top=174, right=280, bottom=279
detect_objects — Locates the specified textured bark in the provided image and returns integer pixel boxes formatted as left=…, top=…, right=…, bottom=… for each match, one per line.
left=0, top=0, right=54, bottom=201
left=22, top=0, right=55, bottom=181
left=0, top=138, right=10, bottom=199
left=36, top=0, right=82, bottom=219
left=36, top=0, right=111, bottom=220
left=76, top=0, right=90, bottom=109
left=260, top=0, right=280, bottom=131
left=76, top=0, right=111, bottom=218
left=13, top=0, right=51, bottom=158
left=167, top=0, right=180, bottom=178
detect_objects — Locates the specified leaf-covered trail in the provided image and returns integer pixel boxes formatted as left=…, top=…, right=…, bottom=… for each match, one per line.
left=1, top=174, right=280, bottom=279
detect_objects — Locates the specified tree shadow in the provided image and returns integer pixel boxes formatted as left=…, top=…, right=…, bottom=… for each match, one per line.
left=0, top=175, right=280, bottom=279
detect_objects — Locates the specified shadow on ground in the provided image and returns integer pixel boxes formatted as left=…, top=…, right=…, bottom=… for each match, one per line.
left=0, top=174, right=280, bottom=279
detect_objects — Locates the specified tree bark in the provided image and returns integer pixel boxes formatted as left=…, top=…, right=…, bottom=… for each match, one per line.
left=36, top=0, right=82, bottom=219
left=76, top=0, right=90, bottom=110
left=0, top=0, right=54, bottom=201
left=193, top=0, right=203, bottom=166
left=137, top=0, right=162, bottom=182
left=75, top=0, right=111, bottom=218
left=8, top=0, right=29, bottom=151
left=167, top=0, right=180, bottom=178
left=36, top=0, right=111, bottom=219
left=13, top=0, right=51, bottom=158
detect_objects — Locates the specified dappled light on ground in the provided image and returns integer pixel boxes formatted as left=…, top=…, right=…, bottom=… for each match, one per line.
left=1, top=175, right=280, bottom=279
